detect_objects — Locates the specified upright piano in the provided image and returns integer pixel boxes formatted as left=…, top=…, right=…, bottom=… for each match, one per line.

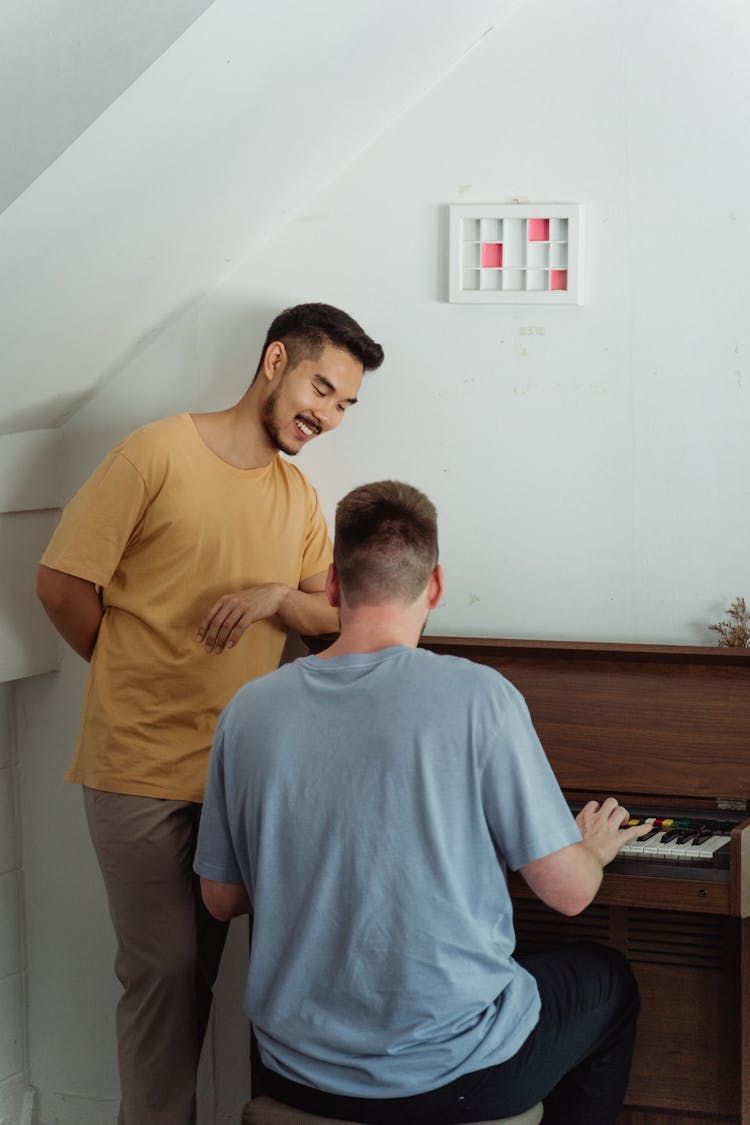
left=420, top=636, right=750, bottom=1125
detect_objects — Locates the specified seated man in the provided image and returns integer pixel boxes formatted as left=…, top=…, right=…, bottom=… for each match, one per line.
left=194, top=480, right=650, bottom=1125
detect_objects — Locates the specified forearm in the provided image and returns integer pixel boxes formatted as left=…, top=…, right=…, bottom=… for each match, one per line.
left=41, top=597, right=103, bottom=662
left=200, top=877, right=252, bottom=922
left=522, top=797, right=651, bottom=917
left=565, top=843, right=605, bottom=910
left=197, top=577, right=339, bottom=654
left=520, top=841, right=603, bottom=917
left=275, top=585, right=339, bottom=636
left=36, top=565, right=103, bottom=662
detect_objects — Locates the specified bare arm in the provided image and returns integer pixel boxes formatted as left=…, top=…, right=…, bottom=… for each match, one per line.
left=200, top=877, right=252, bottom=922
left=196, top=569, right=338, bottom=654
left=36, top=564, right=104, bottom=662
left=518, top=797, right=652, bottom=916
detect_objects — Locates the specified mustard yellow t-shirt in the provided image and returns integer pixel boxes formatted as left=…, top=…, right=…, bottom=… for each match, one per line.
left=41, top=413, right=333, bottom=802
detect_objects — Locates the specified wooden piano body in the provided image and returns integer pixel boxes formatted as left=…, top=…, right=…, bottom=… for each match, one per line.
left=421, top=636, right=750, bottom=1125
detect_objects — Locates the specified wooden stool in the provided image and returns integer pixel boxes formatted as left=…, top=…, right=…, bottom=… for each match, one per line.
left=241, top=1094, right=543, bottom=1125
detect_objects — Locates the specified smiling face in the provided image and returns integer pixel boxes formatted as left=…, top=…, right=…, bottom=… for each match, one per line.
left=261, top=343, right=363, bottom=456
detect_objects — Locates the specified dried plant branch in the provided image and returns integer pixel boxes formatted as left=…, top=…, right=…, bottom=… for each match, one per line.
left=709, top=596, right=750, bottom=647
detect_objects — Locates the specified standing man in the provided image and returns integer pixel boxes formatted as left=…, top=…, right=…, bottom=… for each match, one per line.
left=36, top=303, right=384, bottom=1125
left=195, top=480, right=651, bottom=1125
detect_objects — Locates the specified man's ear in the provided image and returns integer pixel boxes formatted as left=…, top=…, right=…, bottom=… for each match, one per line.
left=262, top=340, right=287, bottom=383
left=426, top=564, right=444, bottom=611
left=325, top=563, right=341, bottom=608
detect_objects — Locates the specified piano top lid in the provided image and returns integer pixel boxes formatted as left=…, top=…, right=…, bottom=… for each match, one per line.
left=422, top=635, right=750, bottom=664
left=420, top=636, right=750, bottom=801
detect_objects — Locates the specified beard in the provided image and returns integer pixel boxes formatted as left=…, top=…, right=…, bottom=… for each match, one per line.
left=261, top=386, right=299, bottom=457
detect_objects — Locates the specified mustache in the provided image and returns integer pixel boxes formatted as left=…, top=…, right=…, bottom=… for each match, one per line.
left=296, top=414, right=321, bottom=435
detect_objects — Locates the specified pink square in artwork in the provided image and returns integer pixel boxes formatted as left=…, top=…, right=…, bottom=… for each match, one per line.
left=550, top=269, right=568, bottom=290
left=528, top=218, right=550, bottom=242
left=481, top=242, right=503, bottom=268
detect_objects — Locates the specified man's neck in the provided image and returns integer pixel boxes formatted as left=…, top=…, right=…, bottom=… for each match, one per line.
left=190, top=393, right=275, bottom=470
left=316, top=607, right=425, bottom=659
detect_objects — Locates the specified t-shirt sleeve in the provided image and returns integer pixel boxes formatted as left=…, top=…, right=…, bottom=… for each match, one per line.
left=194, top=716, right=245, bottom=885
left=299, top=483, right=333, bottom=583
left=480, top=677, right=581, bottom=871
left=40, top=449, right=150, bottom=587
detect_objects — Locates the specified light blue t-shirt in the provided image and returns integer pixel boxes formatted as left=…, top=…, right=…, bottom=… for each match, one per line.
left=194, top=646, right=580, bottom=1098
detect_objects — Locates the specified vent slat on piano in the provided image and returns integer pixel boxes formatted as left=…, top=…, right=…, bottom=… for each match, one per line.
left=514, top=901, right=733, bottom=971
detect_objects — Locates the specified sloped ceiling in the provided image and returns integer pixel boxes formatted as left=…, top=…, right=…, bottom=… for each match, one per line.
left=0, top=0, right=524, bottom=435
left=0, top=0, right=216, bottom=212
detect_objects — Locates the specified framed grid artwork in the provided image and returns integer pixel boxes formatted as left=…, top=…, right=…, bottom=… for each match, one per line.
left=449, top=203, right=584, bottom=304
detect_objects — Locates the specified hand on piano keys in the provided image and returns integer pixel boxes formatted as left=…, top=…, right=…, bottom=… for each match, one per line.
left=575, top=798, right=653, bottom=868
left=617, top=815, right=731, bottom=865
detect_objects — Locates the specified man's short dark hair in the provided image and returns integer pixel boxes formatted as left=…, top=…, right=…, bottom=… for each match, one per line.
left=334, top=481, right=438, bottom=608
left=254, top=303, right=384, bottom=378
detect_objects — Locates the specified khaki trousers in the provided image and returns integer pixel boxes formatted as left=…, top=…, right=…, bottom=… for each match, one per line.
left=84, top=787, right=229, bottom=1125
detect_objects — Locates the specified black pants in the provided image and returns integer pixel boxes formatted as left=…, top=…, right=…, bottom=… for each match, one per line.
left=259, top=942, right=640, bottom=1125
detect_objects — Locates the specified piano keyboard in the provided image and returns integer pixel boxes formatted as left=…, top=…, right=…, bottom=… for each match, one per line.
left=619, top=816, right=731, bottom=866
left=567, top=806, right=737, bottom=877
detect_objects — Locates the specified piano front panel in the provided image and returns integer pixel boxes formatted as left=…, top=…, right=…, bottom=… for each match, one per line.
left=513, top=898, right=741, bottom=1122
left=590, top=871, right=729, bottom=916
left=420, top=636, right=750, bottom=1124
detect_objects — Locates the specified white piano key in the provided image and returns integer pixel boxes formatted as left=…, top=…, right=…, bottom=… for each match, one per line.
left=691, top=834, right=729, bottom=860
left=662, top=841, right=694, bottom=861
left=620, top=834, right=655, bottom=857
left=640, top=832, right=666, bottom=859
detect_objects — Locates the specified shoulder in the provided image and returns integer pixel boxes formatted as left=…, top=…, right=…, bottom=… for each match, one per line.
left=112, top=414, right=188, bottom=460
left=413, top=648, right=534, bottom=737
left=273, top=456, right=318, bottom=493
left=414, top=646, right=521, bottom=699
left=217, top=661, right=303, bottom=736
left=104, top=415, right=189, bottom=484
left=271, top=458, right=326, bottom=517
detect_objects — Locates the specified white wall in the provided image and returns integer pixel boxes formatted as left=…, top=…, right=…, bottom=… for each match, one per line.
left=0, top=428, right=61, bottom=1125
left=15, top=0, right=750, bottom=1121
left=0, top=0, right=515, bottom=434
left=0, top=0, right=215, bottom=211
left=0, top=683, right=28, bottom=1125
left=52, top=0, right=750, bottom=645
left=0, top=431, right=62, bottom=683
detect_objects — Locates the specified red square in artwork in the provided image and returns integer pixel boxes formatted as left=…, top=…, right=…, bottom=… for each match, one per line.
left=550, top=269, right=568, bottom=290
left=528, top=218, right=550, bottom=242
left=481, top=242, right=503, bottom=268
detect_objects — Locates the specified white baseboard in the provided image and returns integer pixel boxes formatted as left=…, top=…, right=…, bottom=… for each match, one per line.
left=34, top=1092, right=118, bottom=1125
left=0, top=1083, right=35, bottom=1125
left=19, top=1088, right=35, bottom=1125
